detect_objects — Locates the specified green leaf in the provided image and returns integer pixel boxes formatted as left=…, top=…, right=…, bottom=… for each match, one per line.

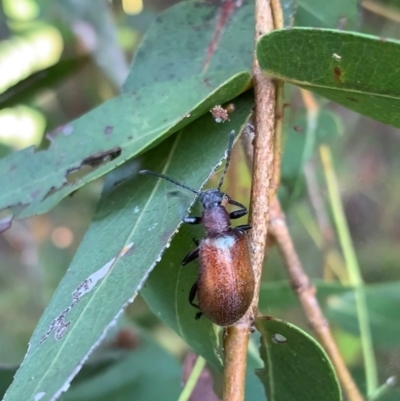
left=258, top=280, right=352, bottom=311
left=0, top=357, right=116, bottom=400
left=141, top=222, right=222, bottom=369
left=326, top=281, right=400, bottom=348
left=260, top=280, right=400, bottom=349
left=61, top=328, right=181, bottom=401
left=0, top=367, right=15, bottom=399
left=2, top=92, right=253, bottom=401
left=0, top=0, right=254, bottom=218
left=257, top=28, right=400, bottom=128
left=246, top=338, right=268, bottom=401
left=141, top=93, right=254, bottom=369
left=255, top=317, right=341, bottom=401
left=280, top=108, right=341, bottom=201
left=295, top=0, right=359, bottom=29
left=0, top=56, right=91, bottom=108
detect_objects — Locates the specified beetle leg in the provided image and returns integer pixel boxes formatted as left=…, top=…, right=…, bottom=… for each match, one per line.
left=235, top=224, right=252, bottom=232
left=181, top=247, right=200, bottom=266
left=183, top=216, right=201, bottom=224
left=229, top=209, right=248, bottom=219
left=189, top=281, right=203, bottom=320
left=192, top=237, right=200, bottom=246
left=189, top=280, right=199, bottom=308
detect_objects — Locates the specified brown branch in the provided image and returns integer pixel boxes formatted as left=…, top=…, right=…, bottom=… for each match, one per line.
left=223, top=326, right=251, bottom=401
left=248, top=0, right=276, bottom=317
left=222, top=0, right=277, bottom=400
left=269, top=198, right=365, bottom=401
left=240, top=43, right=364, bottom=401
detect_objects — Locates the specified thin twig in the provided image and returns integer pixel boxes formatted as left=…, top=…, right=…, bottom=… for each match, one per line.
left=320, top=144, right=378, bottom=396
left=178, top=356, right=206, bottom=401
left=222, top=0, right=277, bottom=399
left=269, top=197, right=365, bottom=401
left=361, top=0, right=400, bottom=23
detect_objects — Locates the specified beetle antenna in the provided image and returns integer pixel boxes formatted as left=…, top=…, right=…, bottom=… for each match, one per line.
left=218, top=130, right=235, bottom=190
left=140, top=170, right=200, bottom=194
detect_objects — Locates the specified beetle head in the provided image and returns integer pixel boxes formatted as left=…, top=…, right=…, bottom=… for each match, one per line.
left=199, top=189, right=229, bottom=210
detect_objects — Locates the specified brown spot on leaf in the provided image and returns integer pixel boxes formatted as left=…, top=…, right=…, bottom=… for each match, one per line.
left=293, top=125, right=303, bottom=133
left=202, top=0, right=239, bottom=72
left=333, top=66, right=342, bottom=82
left=347, top=97, right=358, bottom=102
left=81, top=147, right=121, bottom=168
left=263, top=315, right=274, bottom=320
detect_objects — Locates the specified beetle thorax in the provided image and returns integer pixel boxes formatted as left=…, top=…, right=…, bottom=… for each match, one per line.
left=202, top=206, right=231, bottom=235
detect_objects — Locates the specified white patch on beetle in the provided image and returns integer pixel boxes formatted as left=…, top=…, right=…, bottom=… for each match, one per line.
left=272, top=333, right=287, bottom=344
left=211, top=235, right=235, bottom=249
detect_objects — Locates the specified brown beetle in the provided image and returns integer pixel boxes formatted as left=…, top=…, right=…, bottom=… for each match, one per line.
left=140, top=131, right=254, bottom=326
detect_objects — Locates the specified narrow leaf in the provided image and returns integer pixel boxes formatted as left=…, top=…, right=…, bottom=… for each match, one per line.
left=2, top=92, right=253, bottom=401
left=0, top=0, right=254, bottom=218
left=61, top=327, right=181, bottom=401
left=326, top=281, right=400, bottom=348
left=295, top=0, right=359, bottom=29
left=257, top=28, right=400, bottom=128
left=258, top=279, right=352, bottom=311
left=255, top=317, right=341, bottom=401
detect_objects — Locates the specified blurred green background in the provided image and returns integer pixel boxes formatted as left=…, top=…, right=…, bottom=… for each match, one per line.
left=0, top=0, right=400, bottom=399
